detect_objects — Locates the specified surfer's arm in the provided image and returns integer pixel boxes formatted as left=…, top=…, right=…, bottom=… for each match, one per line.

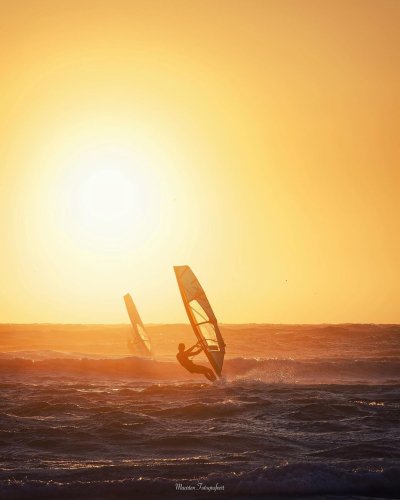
left=185, top=344, right=202, bottom=356
left=187, top=347, right=202, bottom=357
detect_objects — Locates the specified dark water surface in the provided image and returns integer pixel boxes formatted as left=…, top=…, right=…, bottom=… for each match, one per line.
left=0, top=324, right=399, bottom=498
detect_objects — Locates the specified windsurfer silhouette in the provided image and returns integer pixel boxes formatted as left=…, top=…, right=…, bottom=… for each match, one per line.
left=176, top=343, right=216, bottom=382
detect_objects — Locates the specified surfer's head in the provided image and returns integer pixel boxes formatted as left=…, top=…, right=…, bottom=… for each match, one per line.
left=178, top=343, right=185, bottom=352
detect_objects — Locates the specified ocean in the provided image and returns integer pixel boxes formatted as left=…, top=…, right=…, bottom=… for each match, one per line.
left=0, top=323, right=399, bottom=499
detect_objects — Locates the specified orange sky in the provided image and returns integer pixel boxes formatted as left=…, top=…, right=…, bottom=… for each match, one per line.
left=0, top=0, right=399, bottom=324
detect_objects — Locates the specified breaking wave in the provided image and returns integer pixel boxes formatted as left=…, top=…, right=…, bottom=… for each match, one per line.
left=1, top=351, right=400, bottom=384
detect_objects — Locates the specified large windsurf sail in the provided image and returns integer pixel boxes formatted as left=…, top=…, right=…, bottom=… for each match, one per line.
left=174, top=266, right=225, bottom=377
left=123, top=294, right=152, bottom=357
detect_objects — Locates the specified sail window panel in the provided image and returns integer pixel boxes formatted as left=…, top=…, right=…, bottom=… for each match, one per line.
left=198, top=323, right=219, bottom=349
left=137, top=324, right=151, bottom=350
left=137, top=324, right=150, bottom=343
left=189, top=300, right=209, bottom=324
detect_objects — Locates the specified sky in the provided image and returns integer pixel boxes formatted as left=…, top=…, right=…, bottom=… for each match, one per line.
left=0, top=0, right=399, bottom=324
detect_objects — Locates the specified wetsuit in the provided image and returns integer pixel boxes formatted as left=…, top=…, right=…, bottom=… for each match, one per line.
left=176, top=350, right=216, bottom=382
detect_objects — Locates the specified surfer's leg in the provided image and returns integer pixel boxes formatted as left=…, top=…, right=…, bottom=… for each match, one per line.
left=191, top=365, right=217, bottom=382
left=203, top=369, right=216, bottom=382
left=199, top=367, right=216, bottom=382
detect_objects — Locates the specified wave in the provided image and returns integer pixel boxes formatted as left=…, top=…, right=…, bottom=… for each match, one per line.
left=152, top=400, right=247, bottom=419
left=1, top=352, right=400, bottom=384
left=2, top=463, right=400, bottom=499
left=226, top=357, right=400, bottom=384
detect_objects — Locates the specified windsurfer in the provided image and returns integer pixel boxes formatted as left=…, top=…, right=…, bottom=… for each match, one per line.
left=176, top=343, right=216, bottom=382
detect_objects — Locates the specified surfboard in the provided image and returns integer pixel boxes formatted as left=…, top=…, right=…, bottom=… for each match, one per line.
left=174, top=266, right=225, bottom=377
left=123, top=293, right=152, bottom=357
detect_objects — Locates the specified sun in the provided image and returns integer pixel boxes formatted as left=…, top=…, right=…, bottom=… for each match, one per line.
left=18, top=121, right=188, bottom=280
left=54, top=143, right=163, bottom=248
left=77, top=168, right=137, bottom=225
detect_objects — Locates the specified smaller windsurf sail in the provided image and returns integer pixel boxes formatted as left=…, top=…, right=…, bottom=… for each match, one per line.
left=123, top=294, right=152, bottom=357
left=174, top=266, right=225, bottom=377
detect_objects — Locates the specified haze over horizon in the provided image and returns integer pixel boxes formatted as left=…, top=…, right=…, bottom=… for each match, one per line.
left=1, top=0, right=399, bottom=324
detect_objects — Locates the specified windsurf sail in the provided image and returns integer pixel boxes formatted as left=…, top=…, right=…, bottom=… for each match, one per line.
left=123, top=294, right=152, bottom=356
left=174, top=266, right=225, bottom=377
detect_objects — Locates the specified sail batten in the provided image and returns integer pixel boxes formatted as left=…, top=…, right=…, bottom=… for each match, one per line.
left=174, top=266, right=225, bottom=377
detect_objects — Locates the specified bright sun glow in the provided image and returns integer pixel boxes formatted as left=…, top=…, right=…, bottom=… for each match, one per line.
left=13, top=131, right=192, bottom=322
left=53, top=142, right=170, bottom=249
left=78, top=168, right=136, bottom=225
